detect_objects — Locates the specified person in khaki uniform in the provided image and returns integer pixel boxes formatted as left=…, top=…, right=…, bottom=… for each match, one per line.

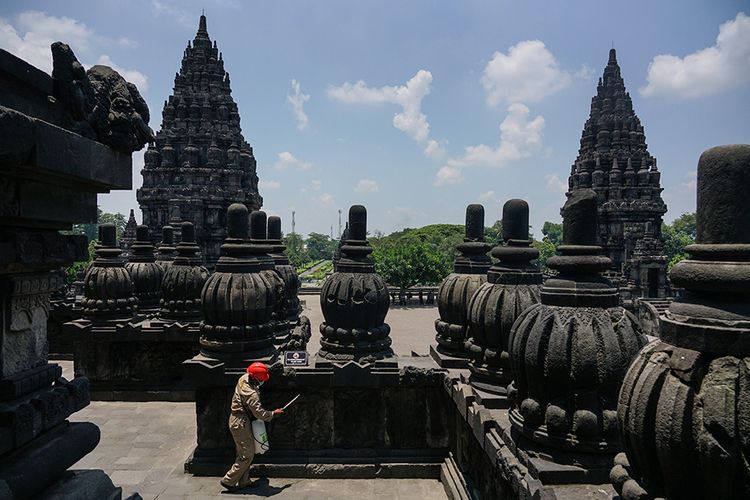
left=221, top=362, right=283, bottom=491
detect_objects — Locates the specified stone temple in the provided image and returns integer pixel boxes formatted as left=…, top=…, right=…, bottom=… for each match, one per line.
left=567, top=48, right=668, bottom=301
left=137, top=15, right=262, bottom=270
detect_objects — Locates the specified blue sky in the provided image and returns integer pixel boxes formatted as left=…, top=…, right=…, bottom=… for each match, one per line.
left=2, top=1, right=748, bottom=238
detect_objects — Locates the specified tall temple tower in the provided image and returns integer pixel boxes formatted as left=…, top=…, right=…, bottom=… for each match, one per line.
left=566, top=49, right=667, bottom=299
left=137, top=14, right=262, bottom=269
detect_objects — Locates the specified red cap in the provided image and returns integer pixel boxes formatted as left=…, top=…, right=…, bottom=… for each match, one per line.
left=246, top=362, right=270, bottom=382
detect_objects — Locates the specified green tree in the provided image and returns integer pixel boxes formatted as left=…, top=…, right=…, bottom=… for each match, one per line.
left=485, top=219, right=503, bottom=244
left=662, top=213, right=696, bottom=271
left=67, top=207, right=128, bottom=241
left=283, top=233, right=308, bottom=268
left=373, top=239, right=447, bottom=290
left=541, top=221, right=563, bottom=247
left=306, top=232, right=336, bottom=261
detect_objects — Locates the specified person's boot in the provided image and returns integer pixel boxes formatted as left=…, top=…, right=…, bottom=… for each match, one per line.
left=220, top=479, right=241, bottom=492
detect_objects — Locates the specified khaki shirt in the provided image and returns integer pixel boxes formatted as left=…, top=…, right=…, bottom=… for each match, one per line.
left=230, top=374, right=274, bottom=422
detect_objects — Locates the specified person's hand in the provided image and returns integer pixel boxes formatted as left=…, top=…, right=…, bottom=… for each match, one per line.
left=273, top=408, right=284, bottom=416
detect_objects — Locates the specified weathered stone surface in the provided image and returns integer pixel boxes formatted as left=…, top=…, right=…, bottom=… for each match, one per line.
left=51, top=42, right=153, bottom=153
left=614, top=145, right=750, bottom=499
left=508, top=189, right=646, bottom=454
left=137, top=15, right=262, bottom=270
left=249, top=210, right=287, bottom=338
left=318, top=205, right=393, bottom=363
left=198, top=204, right=277, bottom=359
left=79, top=224, right=138, bottom=324
left=124, top=225, right=163, bottom=313
left=466, top=199, right=542, bottom=397
left=567, top=48, right=667, bottom=300
left=267, top=215, right=302, bottom=325
left=155, top=225, right=177, bottom=271
left=159, top=222, right=209, bottom=322
left=434, top=204, right=491, bottom=363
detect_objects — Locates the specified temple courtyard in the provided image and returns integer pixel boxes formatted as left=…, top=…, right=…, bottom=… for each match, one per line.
left=62, top=300, right=447, bottom=499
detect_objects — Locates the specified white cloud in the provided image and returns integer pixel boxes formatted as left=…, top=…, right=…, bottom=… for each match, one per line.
left=387, top=206, right=425, bottom=228
left=317, top=193, right=335, bottom=207
left=0, top=11, right=92, bottom=72
left=481, top=40, right=571, bottom=107
left=641, top=12, right=750, bottom=98
left=311, top=180, right=322, bottom=191
left=328, top=70, right=445, bottom=158
left=273, top=151, right=312, bottom=171
left=259, top=179, right=280, bottom=190
left=0, top=11, right=147, bottom=91
left=545, top=174, right=568, bottom=193
left=150, top=1, right=194, bottom=28
left=434, top=103, right=544, bottom=186
left=574, top=64, right=596, bottom=81
left=94, top=54, right=148, bottom=92
left=354, top=179, right=379, bottom=192
left=287, top=79, right=310, bottom=130
left=434, top=166, right=464, bottom=187
left=478, top=190, right=496, bottom=202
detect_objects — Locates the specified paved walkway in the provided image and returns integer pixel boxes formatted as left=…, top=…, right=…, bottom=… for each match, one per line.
left=70, top=401, right=446, bottom=499
left=63, top=300, right=446, bottom=499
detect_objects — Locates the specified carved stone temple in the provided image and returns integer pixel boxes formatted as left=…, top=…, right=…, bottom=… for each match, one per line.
left=507, top=189, right=647, bottom=483
left=137, top=14, right=262, bottom=270
left=0, top=42, right=150, bottom=498
left=612, top=145, right=750, bottom=500
left=432, top=204, right=491, bottom=368
left=567, top=48, right=668, bottom=302
left=466, top=199, right=542, bottom=407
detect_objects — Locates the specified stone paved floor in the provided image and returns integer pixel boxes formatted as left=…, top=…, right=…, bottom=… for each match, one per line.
left=69, top=401, right=447, bottom=499
left=63, top=301, right=446, bottom=499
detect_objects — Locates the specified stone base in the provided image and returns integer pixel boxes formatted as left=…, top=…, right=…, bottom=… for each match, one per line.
left=470, top=384, right=509, bottom=410
left=0, top=422, right=102, bottom=499
left=184, top=354, right=450, bottom=477
left=429, top=344, right=469, bottom=368
left=67, top=319, right=200, bottom=401
left=444, top=373, right=617, bottom=499
left=440, top=454, right=474, bottom=500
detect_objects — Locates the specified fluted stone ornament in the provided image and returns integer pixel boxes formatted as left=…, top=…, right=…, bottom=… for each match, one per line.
left=199, top=203, right=276, bottom=358
left=613, top=145, right=750, bottom=500
left=433, top=204, right=491, bottom=364
left=319, top=205, right=392, bottom=362
left=80, top=223, right=138, bottom=323
left=268, top=215, right=302, bottom=322
left=508, top=189, right=646, bottom=454
left=159, top=222, right=209, bottom=322
left=155, top=225, right=177, bottom=271
left=249, top=211, right=286, bottom=335
left=466, top=199, right=541, bottom=397
left=125, top=225, right=164, bottom=313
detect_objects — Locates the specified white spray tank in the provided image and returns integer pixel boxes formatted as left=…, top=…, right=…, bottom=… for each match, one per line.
left=251, top=419, right=269, bottom=454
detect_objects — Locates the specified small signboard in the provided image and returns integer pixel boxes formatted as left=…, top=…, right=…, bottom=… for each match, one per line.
left=284, top=350, right=308, bottom=366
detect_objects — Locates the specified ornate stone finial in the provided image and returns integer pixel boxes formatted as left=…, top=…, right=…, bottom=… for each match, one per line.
left=319, top=205, right=392, bottom=363
left=125, top=225, right=164, bottom=313
left=507, top=189, right=646, bottom=460
left=613, top=145, right=750, bottom=500
left=156, top=225, right=177, bottom=271
left=199, top=203, right=276, bottom=358
left=249, top=210, right=286, bottom=334
left=465, top=200, right=542, bottom=400
left=80, top=223, right=138, bottom=323
left=433, top=205, right=491, bottom=365
left=159, top=222, right=209, bottom=322
left=267, top=215, right=302, bottom=323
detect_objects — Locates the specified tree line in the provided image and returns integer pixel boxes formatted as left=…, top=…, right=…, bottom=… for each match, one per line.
left=60, top=207, right=698, bottom=290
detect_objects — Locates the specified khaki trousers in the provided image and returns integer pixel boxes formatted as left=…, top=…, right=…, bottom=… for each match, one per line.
left=222, top=413, right=256, bottom=486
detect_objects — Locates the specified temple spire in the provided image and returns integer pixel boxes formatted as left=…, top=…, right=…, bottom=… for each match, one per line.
left=608, top=47, right=617, bottom=64
left=196, top=14, right=209, bottom=39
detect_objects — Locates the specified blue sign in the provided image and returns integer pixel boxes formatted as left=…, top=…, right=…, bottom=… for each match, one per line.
left=284, top=350, right=308, bottom=366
